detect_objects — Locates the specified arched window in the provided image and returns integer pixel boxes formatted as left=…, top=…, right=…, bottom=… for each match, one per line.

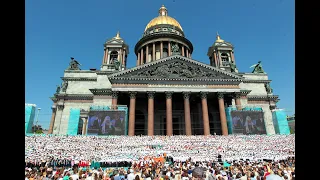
left=221, top=53, right=229, bottom=66
left=109, top=51, right=118, bottom=64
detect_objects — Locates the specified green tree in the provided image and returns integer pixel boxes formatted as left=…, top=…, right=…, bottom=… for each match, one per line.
left=35, top=129, right=43, bottom=134
left=32, top=125, right=43, bottom=133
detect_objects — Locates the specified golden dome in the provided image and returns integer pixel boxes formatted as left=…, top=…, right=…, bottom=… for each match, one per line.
left=144, top=5, right=183, bottom=32
left=215, top=32, right=225, bottom=43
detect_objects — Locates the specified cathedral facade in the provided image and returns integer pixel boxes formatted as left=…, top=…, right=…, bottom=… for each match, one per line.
left=49, top=5, right=279, bottom=136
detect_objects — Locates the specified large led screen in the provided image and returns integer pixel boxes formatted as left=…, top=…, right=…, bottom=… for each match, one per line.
left=230, top=111, right=266, bottom=135
left=87, top=110, right=126, bottom=135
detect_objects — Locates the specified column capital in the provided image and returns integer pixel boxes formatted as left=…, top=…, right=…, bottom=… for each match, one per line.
left=147, top=91, right=156, bottom=99
left=217, top=92, right=224, bottom=99
left=129, top=91, right=137, bottom=99
left=200, top=92, right=208, bottom=99
left=165, top=91, right=173, bottom=99
left=234, top=92, right=241, bottom=99
left=183, top=92, right=191, bottom=99
left=111, top=91, right=119, bottom=98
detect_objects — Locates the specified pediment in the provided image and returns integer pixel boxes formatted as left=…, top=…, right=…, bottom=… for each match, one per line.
left=109, top=55, right=243, bottom=84
left=105, top=38, right=125, bottom=44
left=107, top=40, right=123, bottom=44
left=214, top=41, right=233, bottom=47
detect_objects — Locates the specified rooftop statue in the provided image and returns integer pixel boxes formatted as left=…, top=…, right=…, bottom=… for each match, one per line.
left=250, top=61, right=265, bottom=74
left=265, top=83, right=273, bottom=94
left=171, top=42, right=180, bottom=55
left=67, top=57, right=81, bottom=70
left=113, top=59, right=121, bottom=70
left=229, top=61, right=237, bottom=73
left=55, top=85, right=61, bottom=94
left=61, top=81, right=68, bottom=92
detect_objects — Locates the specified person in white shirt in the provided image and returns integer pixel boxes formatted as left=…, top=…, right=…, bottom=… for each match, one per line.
left=70, top=169, right=79, bottom=180
left=127, top=169, right=135, bottom=180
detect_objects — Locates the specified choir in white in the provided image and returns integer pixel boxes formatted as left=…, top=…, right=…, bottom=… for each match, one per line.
left=25, top=134, right=295, bottom=164
left=25, top=134, right=295, bottom=180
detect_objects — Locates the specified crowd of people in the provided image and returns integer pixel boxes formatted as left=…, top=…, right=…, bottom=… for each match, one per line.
left=25, top=134, right=295, bottom=180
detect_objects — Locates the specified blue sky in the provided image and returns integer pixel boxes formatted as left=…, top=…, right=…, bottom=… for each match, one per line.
left=26, top=0, right=295, bottom=129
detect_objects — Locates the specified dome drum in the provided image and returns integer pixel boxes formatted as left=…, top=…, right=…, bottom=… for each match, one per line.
left=139, top=38, right=190, bottom=52
left=134, top=34, right=193, bottom=66
left=135, top=33, right=193, bottom=55
left=144, top=24, right=185, bottom=38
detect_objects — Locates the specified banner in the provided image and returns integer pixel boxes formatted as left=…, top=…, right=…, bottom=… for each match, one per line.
left=67, top=108, right=81, bottom=135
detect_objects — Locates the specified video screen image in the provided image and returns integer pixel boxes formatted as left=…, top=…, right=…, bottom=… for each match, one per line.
left=230, top=111, right=266, bottom=135
left=87, top=110, right=126, bottom=135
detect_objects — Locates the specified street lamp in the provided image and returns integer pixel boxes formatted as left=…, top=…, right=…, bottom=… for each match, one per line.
left=34, top=108, right=41, bottom=133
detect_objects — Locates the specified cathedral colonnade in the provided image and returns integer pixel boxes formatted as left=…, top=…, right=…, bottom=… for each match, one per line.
left=111, top=91, right=243, bottom=136
left=136, top=41, right=191, bottom=66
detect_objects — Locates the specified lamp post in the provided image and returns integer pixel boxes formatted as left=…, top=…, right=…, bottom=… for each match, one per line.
left=34, top=108, right=41, bottom=133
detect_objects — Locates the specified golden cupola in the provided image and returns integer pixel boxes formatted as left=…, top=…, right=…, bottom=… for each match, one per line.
left=134, top=5, right=193, bottom=66
left=144, top=5, right=183, bottom=32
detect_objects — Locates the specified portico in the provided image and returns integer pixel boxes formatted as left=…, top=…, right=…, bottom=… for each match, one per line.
left=108, top=55, right=245, bottom=136
left=112, top=90, right=244, bottom=136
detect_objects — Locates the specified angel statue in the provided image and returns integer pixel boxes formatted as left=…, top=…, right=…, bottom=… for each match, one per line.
left=265, top=83, right=273, bottom=94
left=55, top=85, right=61, bottom=94
left=229, top=61, right=237, bottom=73
left=67, top=57, right=82, bottom=70
left=171, top=42, right=180, bottom=55
left=61, top=81, right=68, bottom=92
left=113, top=59, right=121, bottom=70
left=250, top=61, right=265, bottom=74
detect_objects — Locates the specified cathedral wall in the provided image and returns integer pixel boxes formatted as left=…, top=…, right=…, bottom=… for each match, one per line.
left=52, top=108, right=63, bottom=134
left=52, top=72, right=114, bottom=134
left=232, top=96, right=249, bottom=107
left=63, top=71, right=98, bottom=94
left=238, top=73, right=276, bottom=134
left=63, top=74, right=112, bottom=94
left=260, top=105, right=276, bottom=135
left=240, top=98, right=248, bottom=106
left=241, top=73, right=268, bottom=80
left=66, top=81, right=97, bottom=94
left=64, top=71, right=97, bottom=78
left=52, top=102, right=91, bottom=135
left=93, top=96, right=113, bottom=105
left=239, top=82, right=267, bottom=96
left=96, top=74, right=112, bottom=88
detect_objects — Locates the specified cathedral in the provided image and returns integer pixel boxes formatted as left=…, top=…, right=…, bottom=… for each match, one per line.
left=48, top=5, right=279, bottom=136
